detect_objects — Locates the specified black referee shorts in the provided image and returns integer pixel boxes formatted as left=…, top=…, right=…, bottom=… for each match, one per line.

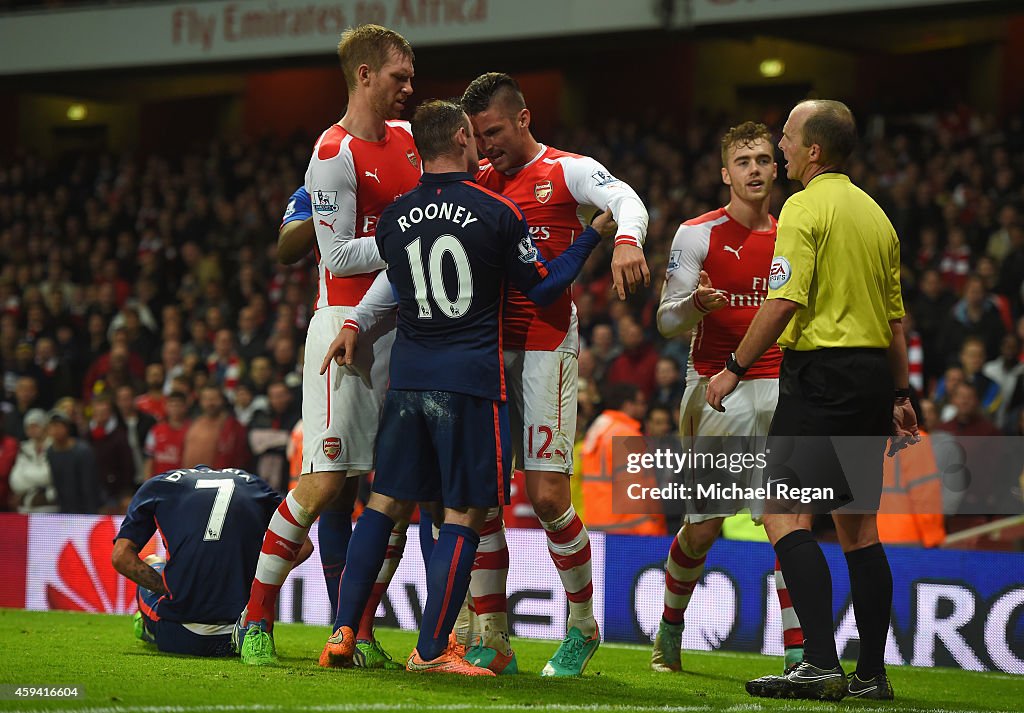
left=765, top=348, right=893, bottom=513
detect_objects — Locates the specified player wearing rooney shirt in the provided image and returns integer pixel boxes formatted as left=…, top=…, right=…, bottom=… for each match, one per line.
left=276, top=182, right=444, bottom=660
left=112, top=466, right=312, bottom=656
left=460, top=72, right=649, bottom=677
left=316, top=99, right=613, bottom=676
left=238, top=25, right=420, bottom=668
left=653, top=122, right=803, bottom=674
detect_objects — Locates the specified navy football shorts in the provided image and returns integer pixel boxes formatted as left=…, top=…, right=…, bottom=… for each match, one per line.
left=373, top=389, right=512, bottom=509
left=136, top=563, right=234, bottom=657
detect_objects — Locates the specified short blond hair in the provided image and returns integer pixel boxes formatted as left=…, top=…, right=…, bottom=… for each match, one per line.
left=336, top=24, right=414, bottom=92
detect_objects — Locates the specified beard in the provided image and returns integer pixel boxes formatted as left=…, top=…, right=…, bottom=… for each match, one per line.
left=375, top=92, right=403, bottom=120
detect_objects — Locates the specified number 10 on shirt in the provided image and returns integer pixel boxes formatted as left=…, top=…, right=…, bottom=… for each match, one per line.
left=405, top=235, right=474, bottom=319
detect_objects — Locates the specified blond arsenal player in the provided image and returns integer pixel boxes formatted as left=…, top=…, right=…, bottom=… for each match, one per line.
left=237, top=24, right=421, bottom=668
left=459, top=72, right=650, bottom=677
left=652, top=122, right=804, bottom=673
left=707, top=101, right=916, bottom=702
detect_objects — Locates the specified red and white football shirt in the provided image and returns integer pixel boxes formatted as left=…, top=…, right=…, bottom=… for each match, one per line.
left=659, top=208, right=782, bottom=380
left=144, top=421, right=188, bottom=478
left=306, top=120, right=421, bottom=310
left=477, top=145, right=648, bottom=353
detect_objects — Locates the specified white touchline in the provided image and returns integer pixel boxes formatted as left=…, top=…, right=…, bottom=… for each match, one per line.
left=5, top=705, right=1016, bottom=713
left=0, top=706, right=715, bottom=713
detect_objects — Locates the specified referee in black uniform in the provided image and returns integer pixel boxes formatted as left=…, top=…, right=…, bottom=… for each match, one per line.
left=706, top=100, right=920, bottom=701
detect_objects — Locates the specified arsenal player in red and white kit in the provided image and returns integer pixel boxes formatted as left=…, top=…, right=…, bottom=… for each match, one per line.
left=238, top=25, right=420, bottom=668
left=651, top=122, right=802, bottom=673
left=460, top=73, right=650, bottom=677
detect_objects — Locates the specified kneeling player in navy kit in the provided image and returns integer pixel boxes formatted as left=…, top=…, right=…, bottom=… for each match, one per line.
left=312, top=99, right=616, bottom=675
left=112, top=465, right=312, bottom=656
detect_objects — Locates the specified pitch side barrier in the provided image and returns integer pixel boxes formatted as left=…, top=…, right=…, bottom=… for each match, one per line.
left=1, top=510, right=1020, bottom=674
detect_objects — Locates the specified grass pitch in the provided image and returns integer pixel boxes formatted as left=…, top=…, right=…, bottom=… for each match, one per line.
left=0, top=609, right=1019, bottom=713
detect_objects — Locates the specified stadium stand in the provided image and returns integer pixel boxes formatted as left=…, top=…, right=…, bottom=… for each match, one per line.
left=2, top=105, right=1022, bottom=536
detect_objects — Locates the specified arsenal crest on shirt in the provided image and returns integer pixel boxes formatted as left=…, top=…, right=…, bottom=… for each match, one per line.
left=323, top=437, right=341, bottom=461
left=534, top=180, right=553, bottom=204
left=406, top=149, right=419, bottom=168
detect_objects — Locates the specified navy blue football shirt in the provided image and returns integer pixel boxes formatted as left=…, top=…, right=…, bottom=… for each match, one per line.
left=115, top=466, right=281, bottom=624
left=375, top=171, right=599, bottom=401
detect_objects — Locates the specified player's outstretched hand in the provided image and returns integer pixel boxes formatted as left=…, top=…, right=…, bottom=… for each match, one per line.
left=694, top=270, right=728, bottom=312
left=320, top=327, right=358, bottom=374
left=887, top=398, right=922, bottom=457
left=706, top=368, right=739, bottom=413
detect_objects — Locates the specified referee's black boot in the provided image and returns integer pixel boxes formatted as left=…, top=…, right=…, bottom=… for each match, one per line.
left=846, top=670, right=895, bottom=700
left=745, top=660, right=846, bottom=701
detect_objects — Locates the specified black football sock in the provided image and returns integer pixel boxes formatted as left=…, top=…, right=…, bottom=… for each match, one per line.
left=774, top=529, right=840, bottom=670
left=845, top=543, right=892, bottom=679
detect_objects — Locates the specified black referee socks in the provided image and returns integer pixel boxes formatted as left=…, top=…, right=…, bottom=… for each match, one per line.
left=845, top=543, right=893, bottom=680
left=774, top=529, right=840, bottom=670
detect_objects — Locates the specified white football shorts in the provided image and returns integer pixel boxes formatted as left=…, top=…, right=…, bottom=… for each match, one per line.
left=679, top=376, right=778, bottom=523
left=504, top=349, right=578, bottom=475
left=302, top=306, right=395, bottom=476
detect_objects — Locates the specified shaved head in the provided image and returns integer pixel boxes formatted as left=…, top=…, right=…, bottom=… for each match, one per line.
left=462, top=72, right=526, bottom=118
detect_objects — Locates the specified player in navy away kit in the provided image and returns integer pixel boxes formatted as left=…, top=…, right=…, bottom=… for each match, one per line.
left=311, top=99, right=615, bottom=675
left=112, top=466, right=312, bottom=656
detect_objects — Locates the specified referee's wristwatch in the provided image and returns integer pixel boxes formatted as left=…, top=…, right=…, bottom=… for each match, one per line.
left=725, top=352, right=749, bottom=378
left=894, top=387, right=911, bottom=402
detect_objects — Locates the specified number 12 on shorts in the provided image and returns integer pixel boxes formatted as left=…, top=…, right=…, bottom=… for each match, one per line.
left=527, top=424, right=555, bottom=460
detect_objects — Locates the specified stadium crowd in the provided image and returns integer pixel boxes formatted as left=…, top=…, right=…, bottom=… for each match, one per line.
left=2, top=106, right=1022, bottom=531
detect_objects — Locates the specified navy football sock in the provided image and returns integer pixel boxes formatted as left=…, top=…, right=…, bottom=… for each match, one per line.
left=417, top=523, right=480, bottom=661
left=418, top=507, right=436, bottom=566
left=318, top=508, right=353, bottom=620
left=334, top=508, right=394, bottom=631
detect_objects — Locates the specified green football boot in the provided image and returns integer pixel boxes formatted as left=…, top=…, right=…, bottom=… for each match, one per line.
left=354, top=638, right=404, bottom=670
left=464, top=641, right=519, bottom=675
left=650, top=619, right=683, bottom=672
left=133, top=611, right=155, bottom=644
left=239, top=619, right=277, bottom=666
left=784, top=646, right=804, bottom=672
left=541, top=625, right=600, bottom=677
